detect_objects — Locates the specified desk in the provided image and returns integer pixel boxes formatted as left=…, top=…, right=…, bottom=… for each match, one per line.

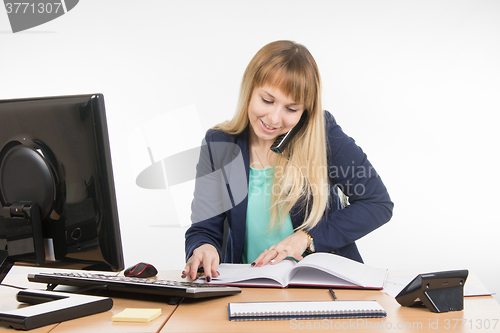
left=1, top=268, right=499, bottom=332
left=162, top=285, right=500, bottom=332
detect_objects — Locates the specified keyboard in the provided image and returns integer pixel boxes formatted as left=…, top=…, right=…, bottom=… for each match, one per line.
left=27, top=272, right=241, bottom=299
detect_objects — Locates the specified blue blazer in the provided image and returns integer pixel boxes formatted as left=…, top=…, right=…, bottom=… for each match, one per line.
left=185, top=111, right=393, bottom=263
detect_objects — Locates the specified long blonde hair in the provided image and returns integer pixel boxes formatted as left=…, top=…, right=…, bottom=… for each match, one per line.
left=215, top=40, right=329, bottom=231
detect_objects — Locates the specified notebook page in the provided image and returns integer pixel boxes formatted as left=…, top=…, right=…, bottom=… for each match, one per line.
left=208, top=260, right=296, bottom=287
left=292, top=253, right=387, bottom=288
left=288, top=267, right=358, bottom=287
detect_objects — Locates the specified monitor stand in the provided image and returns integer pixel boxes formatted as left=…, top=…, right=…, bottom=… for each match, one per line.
left=0, top=288, right=113, bottom=330
left=0, top=202, right=46, bottom=267
left=0, top=250, right=14, bottom=284
left=1, top=247, right=113, bottom=330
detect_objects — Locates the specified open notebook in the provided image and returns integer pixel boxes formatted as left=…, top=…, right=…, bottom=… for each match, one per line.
left=203, top=253, right=387, bottom=289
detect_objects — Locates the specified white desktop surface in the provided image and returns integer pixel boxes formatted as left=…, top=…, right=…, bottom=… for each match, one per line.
left=0, top=265, right=178, bottom=333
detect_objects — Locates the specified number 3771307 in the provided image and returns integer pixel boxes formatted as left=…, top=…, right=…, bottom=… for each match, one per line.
left=444, top=319, right=499, bottom=330
left=5, top=2, right=63, bottom=14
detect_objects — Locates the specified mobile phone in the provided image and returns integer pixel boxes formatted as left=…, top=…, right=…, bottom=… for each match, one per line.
left=270, top=112, right=307, bottom=154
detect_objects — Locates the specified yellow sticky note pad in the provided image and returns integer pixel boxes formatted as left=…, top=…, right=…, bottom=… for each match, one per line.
left=112, top=308, right=162, bottom=323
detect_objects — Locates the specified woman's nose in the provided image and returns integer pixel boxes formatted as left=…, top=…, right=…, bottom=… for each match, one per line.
left=268, top=106, right=282, bottom=125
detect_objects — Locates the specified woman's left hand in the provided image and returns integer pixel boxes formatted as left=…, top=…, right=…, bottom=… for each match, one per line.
left=251, top=231, right=309, bottom=267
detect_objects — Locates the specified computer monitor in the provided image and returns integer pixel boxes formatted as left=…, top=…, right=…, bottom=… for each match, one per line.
left=0, top=94, right=124, bottom=282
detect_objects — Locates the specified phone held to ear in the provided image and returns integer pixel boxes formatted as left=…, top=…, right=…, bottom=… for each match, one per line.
left=270, top=112, right=307, bottom=154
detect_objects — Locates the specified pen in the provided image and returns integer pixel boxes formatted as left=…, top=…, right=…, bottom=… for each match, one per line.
left=329, top=288, right=338, bottom=301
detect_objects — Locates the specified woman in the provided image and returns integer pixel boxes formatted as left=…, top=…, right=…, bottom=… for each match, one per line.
left=183, top=40, right=393, bottom=281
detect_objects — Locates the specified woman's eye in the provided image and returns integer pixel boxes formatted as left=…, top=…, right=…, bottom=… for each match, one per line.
left=287, top=107, right=298, bottom=112
left=262, top=98, right=273, bottom=104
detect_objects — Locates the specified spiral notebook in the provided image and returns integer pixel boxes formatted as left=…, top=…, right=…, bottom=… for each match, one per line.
left=228, top=300, right=386, bottom=321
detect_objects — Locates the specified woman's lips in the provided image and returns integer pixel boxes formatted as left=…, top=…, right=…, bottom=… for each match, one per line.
left=260, top=119, right=278, bottom=133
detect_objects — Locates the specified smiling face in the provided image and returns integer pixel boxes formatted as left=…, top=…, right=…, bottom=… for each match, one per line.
left=247, top=85, right=305, bottom=148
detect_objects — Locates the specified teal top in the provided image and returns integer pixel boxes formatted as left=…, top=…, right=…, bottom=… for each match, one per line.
left=241, top=167, right=294, bottom=264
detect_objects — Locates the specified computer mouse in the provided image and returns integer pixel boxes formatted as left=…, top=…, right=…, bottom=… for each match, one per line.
left=124, top=262, right=158, bottom=278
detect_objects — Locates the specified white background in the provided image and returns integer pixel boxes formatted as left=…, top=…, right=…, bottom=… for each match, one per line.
left=1, top=1, right=499, bottom=303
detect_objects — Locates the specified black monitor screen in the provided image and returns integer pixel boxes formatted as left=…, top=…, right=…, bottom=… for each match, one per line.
left=0, top=94, right=124, bottom=276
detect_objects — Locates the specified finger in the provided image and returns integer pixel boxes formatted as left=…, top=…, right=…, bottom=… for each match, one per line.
left=210, top=259, right=220, bottom=278
left=270, top=249, right=290, bottom=265
left=181, top=257, right=196, bottom=279
left=202, top=257, right=213, bottom=282
left=251, top=248, right=272, bottom=267
left=181, top=256, right=193, bottom=279
left=293, top=254, right=304, bottom=262
left=181, top=266, right=188, bottom=279
left=188, top=256, right=202, bottom=280
left=251, top=252, right=265, bottom=267
left=256, top=249, right=279, bottom=267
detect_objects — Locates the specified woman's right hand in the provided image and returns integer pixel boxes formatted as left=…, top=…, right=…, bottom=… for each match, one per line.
left=181, top=243, right=220, bottom=282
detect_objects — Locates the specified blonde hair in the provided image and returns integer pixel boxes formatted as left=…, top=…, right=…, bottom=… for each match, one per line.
left=215, top=40, right=329, bottom=231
